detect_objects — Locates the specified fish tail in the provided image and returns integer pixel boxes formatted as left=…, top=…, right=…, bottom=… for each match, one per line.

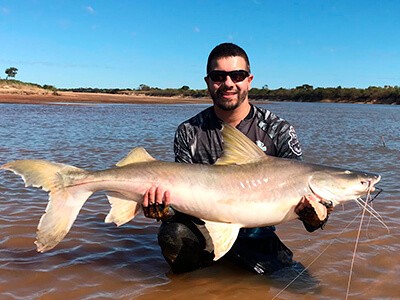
left=1, top=160, right=93, bottom=252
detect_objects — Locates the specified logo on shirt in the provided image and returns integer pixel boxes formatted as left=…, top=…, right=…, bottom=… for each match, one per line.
left=288, top=126, right=303, bottom=156
left=256, top=140, right=267, bottom=152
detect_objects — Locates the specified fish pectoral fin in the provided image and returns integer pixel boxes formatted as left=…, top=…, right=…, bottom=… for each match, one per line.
left=105, top=192, right=142, bottom=226
left=203, top=220, right=241, bottom=261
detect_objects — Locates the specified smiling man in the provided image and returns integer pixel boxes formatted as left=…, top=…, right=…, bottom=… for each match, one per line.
left=143, top=43, right=305, bottom=274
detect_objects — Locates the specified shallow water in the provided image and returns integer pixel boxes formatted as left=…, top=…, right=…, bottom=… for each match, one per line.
left=0, top=102, right=399, bottom=299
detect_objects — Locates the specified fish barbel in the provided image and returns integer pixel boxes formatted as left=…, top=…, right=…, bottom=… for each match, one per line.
left=0, top=125, right=381, bottom=259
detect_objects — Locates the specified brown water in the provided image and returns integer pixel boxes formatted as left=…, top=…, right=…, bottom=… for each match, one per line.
left=0, top=102, right=399, bottom=299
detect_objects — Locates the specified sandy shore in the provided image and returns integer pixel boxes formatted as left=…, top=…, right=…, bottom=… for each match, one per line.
left=0, top=91, right=213, bottom=105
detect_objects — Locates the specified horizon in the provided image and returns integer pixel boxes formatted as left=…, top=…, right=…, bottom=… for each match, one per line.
left=1, top=1, right=399, bottom=90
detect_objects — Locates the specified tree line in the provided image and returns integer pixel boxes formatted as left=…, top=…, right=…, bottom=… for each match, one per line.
left=2, top=65, right=398, bottom=104
left=249, top=84, right=400, bottom=105
left=62, top=84, right=400, bottom=105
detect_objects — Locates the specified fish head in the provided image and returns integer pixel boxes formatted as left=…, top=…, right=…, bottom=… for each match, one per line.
left=309, top=169, right=381, bottom=206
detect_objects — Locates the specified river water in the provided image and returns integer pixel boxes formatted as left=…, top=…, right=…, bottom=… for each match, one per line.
left=0, top=101, right=399, bottom=299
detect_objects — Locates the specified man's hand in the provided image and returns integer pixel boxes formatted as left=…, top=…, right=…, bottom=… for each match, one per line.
left=295, top=195, right=333, bottom=232
left=143, top=185, right=171, bottom=207
left=142, top=186, right=175, bottom=221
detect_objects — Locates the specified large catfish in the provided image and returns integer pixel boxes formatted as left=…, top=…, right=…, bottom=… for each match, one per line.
left=1, top=125, right=380, bottom=259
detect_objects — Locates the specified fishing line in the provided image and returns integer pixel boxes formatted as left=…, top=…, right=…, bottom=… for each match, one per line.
left=345, top=183, right=389, bottom=299
left=272, top=179, right=385, bottom=299
left=273, top=187, right=386, bottom=299
left=345, top=188, right=372, bottom=300
left=365, top=187, right=384, bottom=237
left=272, top=211, right=363, bottom=300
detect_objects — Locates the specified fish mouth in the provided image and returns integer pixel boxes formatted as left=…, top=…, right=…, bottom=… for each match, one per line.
left=361, top=174, right=381, bottom=193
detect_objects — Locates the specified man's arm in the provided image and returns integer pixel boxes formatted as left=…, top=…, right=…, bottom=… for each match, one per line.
left=142, top=125, right=193, bottom=218
left=173, top=123, right=194, bottom=163
left=276, top=124, right=303, bottom=160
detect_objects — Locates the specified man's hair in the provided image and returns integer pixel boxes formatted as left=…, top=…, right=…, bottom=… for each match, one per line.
left=206, top=43, right=251, bottom=74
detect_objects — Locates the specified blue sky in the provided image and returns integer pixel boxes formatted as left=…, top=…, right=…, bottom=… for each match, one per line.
left=1, top=0, right=399, bottom=89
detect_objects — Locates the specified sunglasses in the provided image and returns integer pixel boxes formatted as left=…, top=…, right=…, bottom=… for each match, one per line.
left=207, top=70, right=250, bottom=83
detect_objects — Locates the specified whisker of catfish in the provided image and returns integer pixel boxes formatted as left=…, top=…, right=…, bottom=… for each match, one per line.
left=369, top=187, right=383, bottom=203
left=354, top=198, right=389, bottom=232
left=354, top=198, right=379, bottom=239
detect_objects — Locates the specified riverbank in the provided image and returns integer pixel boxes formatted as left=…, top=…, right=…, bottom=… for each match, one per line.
left=0, top=91, right=213, bottom=105
left=1, top=80, right=397, bottom=105
left=0, top=80, right=213, bottom=105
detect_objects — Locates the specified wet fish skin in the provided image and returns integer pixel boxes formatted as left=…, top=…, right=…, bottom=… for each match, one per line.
left=0, top=125, right=381, bottom=259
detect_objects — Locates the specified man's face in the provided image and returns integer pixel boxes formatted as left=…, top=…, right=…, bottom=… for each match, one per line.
left=205, top=56, right=253, bottom=111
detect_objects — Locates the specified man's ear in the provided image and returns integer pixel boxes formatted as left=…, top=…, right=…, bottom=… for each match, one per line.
left=247, top=74, right=254, bottom=88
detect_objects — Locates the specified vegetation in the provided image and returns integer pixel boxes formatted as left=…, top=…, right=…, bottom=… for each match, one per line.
left=1, top=79, right=52, bottom=88
left=0, top=79, right=59, bottom=95
left=5, top=67, right=18, bottom=79
left=1, top=76, right=398, bottom=104
left=60, top=84, right=400, bottom=105
left=248, top=84, right=400, bottom=105
left=59, top=85, right=210, bottom=98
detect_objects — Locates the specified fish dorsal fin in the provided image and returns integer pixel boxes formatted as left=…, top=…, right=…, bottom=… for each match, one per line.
left=116, top=147, right=156, bottom=167
left=215, top=123, right=266, bottom=165
left=203, top=220, right=241, bottom=260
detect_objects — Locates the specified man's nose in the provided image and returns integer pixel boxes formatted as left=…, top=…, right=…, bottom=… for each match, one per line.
left=223, top=75, right=235, bottom=86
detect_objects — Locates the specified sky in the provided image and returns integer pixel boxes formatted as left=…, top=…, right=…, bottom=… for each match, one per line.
left=0, top=0, right=399, bottom=90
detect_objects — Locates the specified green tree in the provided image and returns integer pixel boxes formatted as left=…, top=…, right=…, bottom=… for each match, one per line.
left=138, top=84, right=150, bottom=91
left=5, top=67, right=18, bottom=79
left=296, top=84, right=313, bottom=90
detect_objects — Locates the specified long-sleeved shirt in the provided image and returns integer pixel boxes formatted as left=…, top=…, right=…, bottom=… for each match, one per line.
left=173, top=104, right=303, bottom=238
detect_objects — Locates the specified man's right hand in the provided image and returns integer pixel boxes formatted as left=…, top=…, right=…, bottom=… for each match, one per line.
left=143, top=185, right=171, bottom=207
left=142, top=186, right=174, bottom=221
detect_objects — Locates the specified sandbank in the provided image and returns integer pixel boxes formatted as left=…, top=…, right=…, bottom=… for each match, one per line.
left=0, top=91, right=213, bottom=105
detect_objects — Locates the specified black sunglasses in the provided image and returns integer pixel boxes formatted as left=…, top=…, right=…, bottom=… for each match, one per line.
left=207, top=70, right=250, bottom=83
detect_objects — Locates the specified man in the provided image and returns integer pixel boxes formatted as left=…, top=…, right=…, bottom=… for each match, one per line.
left=142, top=43, right=318, bottom=274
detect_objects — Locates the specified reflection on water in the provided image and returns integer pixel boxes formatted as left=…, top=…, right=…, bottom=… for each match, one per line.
left=0, top=102, right=399, bottom=299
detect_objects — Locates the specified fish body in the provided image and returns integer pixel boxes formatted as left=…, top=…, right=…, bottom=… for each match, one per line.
left=0, top=125, right=380, bottom=259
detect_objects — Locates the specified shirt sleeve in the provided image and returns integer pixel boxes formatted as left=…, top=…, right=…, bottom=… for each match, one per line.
left=275, top=123, right=303, bottom=160
left=173, top=124, right=194, bottom=163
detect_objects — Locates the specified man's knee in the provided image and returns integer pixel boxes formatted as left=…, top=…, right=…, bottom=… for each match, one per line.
left=158, top=221, right=209, bottom=273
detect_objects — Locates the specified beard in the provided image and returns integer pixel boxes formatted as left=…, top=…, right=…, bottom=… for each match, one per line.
left=210, top=88, right=248, bottom=111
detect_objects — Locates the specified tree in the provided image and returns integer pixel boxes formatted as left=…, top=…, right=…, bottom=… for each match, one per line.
left=5, top=67, right=18, bottom=79
left=138, top=84, right=150, bottom=91
left=296, top=84, right=313, bottom=90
